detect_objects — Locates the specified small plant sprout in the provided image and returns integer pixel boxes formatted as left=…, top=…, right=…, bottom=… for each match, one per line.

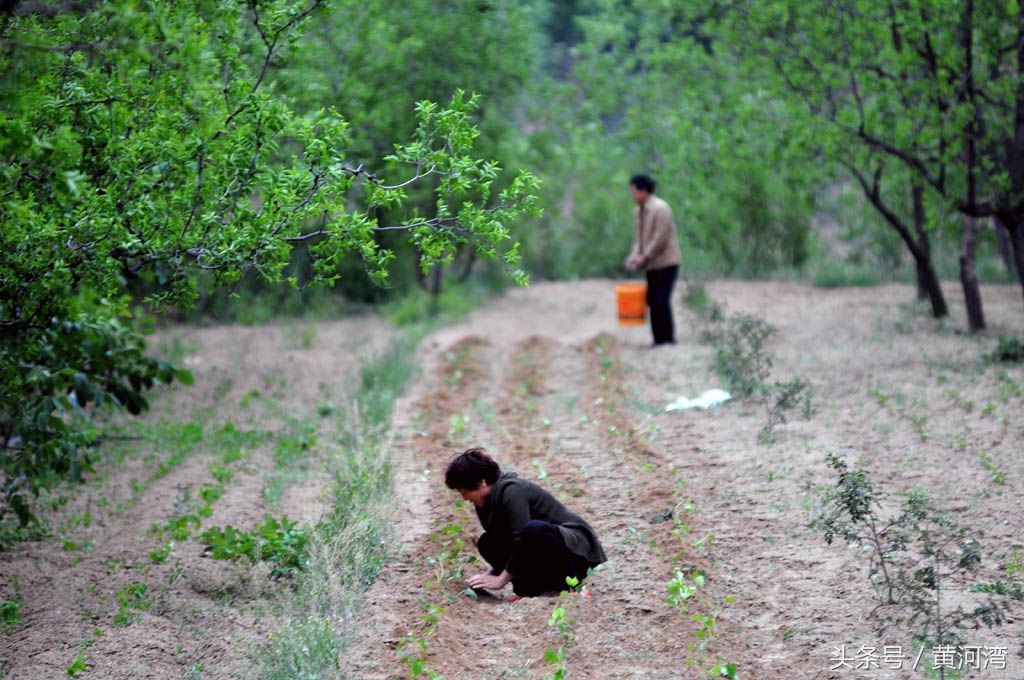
left=542, top=575, right=584, bottom=679
left=201, top=514, right=310, bottom=579
left=667, top=569, right=703, bottom=609
left=758, top=378, right=813, bottom=443
left=427, top=522, right=472, bottom=584
left=112, top=583, right=150, bottom=626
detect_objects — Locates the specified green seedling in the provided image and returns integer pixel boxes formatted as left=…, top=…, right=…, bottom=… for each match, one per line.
left=709, top=661, right=739, bottom=679
left=149, top=543, right=173, bottom=564
left=398, top=600, right=446, bottom=678
left=667, top=569, right=704, bottom=609
left=112, top=583, right=149, bottom=626
left=448, top=413, right=470, bottom=439
left=427, top=523, right=470, bottom=583
left=66, top=647, right=87, bottom=676
left=1, top=597, right=21, bottom=633
left=202, top=514, right=309, bottom=579
left=542, top=575, right=583, bottom=680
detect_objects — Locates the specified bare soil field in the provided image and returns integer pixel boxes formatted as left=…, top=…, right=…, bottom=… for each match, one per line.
left=0, top=316, right=392, bottom=679
left=344, top=279, right=1024, bottom=680
left=2, top=279, right=1022, bottom=680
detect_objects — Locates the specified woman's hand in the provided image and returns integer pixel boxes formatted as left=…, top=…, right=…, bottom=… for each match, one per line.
left=467, top=570, right=511, bottom=591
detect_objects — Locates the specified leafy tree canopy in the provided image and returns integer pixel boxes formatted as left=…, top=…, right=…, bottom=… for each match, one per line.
left=0, top=0, right=540, bottom=524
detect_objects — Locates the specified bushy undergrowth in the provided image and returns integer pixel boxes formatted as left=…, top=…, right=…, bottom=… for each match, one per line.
left=986, top=335, right=1024, bottom=364
left=683, top=282, right=814, bottom=440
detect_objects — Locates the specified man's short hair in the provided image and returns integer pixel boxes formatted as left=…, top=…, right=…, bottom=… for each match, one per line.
left=445, top=447, right=501, bottom=490
left=629, top=174, right=656, bottom=193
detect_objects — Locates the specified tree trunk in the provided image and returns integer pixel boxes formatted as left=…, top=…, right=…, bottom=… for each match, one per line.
left=914, top=260, right=929, bottom=301
left=429, top=264, right=443, bottom=315
left=994, top=217, right=1017, bottom=278
left=1007, top=217, right=1024, bottom=309
left=915, top=251, right=948, bottom=319
left=414, top=250, right=428, bottom=291
left=851, top=166, right=949, bottom=318
left=912, top=181, right=932, bottom=301
left=959, top=216, right=985, bottom=331
left=957, top=0, right=984, bottom=332
left=457, top=246, right=476, bottom=283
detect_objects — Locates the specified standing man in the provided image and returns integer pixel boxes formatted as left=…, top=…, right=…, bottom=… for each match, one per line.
left=625, top=174, right=681, bottom=346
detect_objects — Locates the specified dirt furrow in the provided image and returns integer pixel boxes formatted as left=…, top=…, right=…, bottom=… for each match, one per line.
left=341, top=336, right=502, bottom=678
left=418, top=335, right=596, bottom=679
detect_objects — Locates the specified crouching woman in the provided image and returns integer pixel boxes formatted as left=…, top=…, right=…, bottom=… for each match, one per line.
left=444, top=448, right=607, bottom=597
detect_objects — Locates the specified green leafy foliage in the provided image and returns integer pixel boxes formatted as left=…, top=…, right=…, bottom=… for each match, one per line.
left=112, top=583, right=150, bottom=626
left=202, top=513, right=310, bottom=579
left=66, top=647, right=88, bottom=677
left=812, top=454, right=1012, bottom=655
left=427, top=522, right=473, bottom=584
left=986, top=335, right=1024, bottom=364
left=540, top=574, right=585, bottom=680
left=710, top=661, right=739, bottom=679
left=1, top=295, right=191, bottom=526
left=667, top=568, right=703, bottom=609
left=0, top=596, right=21, bottom=634
left=1, top=1, right=538, bottom=529
left=700, top=313, right=776, bottom=398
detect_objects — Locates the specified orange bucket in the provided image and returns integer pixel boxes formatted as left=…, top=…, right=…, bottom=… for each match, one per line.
left=616, top=282, right=647, bottom=326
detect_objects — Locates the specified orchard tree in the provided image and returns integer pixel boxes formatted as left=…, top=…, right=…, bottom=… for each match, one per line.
left=733, top=0, right=1024, bottom=329
left=0, top=0, right=539, bottom=525
left=277, top=0, right=537, bottom=298
left=520, top=0, right=815, bottom=278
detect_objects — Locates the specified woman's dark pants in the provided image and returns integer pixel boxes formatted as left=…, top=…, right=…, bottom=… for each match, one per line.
left=477, top=520, right=592, bottom=596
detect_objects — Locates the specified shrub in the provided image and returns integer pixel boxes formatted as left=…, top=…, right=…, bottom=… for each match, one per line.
left=987, top=335, right=1024, bottom=363
left=202, top=514, right=310, bottom=579
left=681, top=282, right=724, bottom=323
left=812, top=454, right=1011, bottom=662
left=701, top=313, right=776, bottom=397
left=758, top=378, right=814, bottom=443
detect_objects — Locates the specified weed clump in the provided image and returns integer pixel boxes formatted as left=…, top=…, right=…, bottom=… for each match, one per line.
left=986, top=335, right=1024, bottom=363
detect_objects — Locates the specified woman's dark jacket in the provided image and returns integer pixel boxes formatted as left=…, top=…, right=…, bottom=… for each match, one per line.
left=475, top=471, right=607, bottom=569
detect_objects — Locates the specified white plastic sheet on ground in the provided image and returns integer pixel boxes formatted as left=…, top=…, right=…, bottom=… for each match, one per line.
left=664, top=388, right=732, bottom=412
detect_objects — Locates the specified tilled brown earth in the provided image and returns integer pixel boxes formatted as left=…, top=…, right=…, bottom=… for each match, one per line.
left=343, top=279, right=1024, bottom=680
left=2, top=279, right=1022, bottom=680
left=0, top=316, right=391, bottom=679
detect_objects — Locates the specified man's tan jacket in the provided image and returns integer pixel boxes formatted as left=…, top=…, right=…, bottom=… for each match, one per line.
left=629, top=194, right=681, bottom=270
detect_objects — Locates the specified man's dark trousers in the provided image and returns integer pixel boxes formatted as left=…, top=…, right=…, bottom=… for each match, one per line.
left=645, top=264, right=679, bottom=345
left=477, top=520, right=592, bottom=596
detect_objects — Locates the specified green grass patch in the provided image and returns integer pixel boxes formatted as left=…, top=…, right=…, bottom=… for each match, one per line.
left=1, top=597, right=21, bottom=634
left=987, top=335, right=1024, bottom=364
left=812, top=259, right=882, bottom=288
left=383, top=280, right=495, bottom=327
left=253, top=328, right=424, bottom=679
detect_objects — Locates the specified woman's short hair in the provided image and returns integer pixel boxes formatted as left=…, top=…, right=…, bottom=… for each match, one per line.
left=629, top=173, right=656, bottom=193
left=444, top=447, right=501, bottom=490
